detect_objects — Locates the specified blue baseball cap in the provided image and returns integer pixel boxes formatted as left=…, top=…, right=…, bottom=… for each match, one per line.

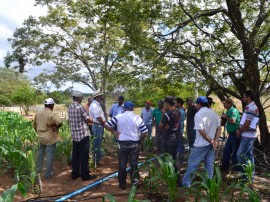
left=124, top=101, right=134, bottom=110
left=195, top=96, right=208, bottom=104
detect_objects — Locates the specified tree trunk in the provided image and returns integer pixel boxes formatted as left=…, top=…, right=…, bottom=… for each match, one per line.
left=254, top=96, right=270, bottom=153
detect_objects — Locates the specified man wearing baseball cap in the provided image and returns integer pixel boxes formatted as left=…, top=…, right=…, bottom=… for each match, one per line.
left=105, top=101, right=147, bottom=190
left=181, top=96, right=221, bottom=187
left=68, top=91, right=96, bottom=181
left=34, top=98, right=62, bottom=179
left=220, top=98, right=241, bottom=172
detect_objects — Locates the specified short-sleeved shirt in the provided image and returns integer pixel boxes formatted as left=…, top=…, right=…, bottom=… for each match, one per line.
left=106, top=111, right=147, bottom=141
left=193, top=107, right=220, bottom=147
left=68, top=101, right=90, bottom=142
left=161, top=109, right=181, bottom=143
left=141, top=107, right=153, bottom=125
left=152, top=107, right=163, bottom=125
left=240, top=101, right=259, bottom=138
left=33, top=108, right=62, bottom=145
left=89, top=99, right=105, bottom=124
left=179, top=107, right=186, bottom=135
left=225, top=106, right=240, bottom=133
left=186, top=105, right=197, bottom=133
left=109, top=103, right=124, bottom=118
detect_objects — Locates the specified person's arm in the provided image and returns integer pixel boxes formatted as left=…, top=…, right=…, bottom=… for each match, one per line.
left=236, top=120, right=251, bottom=137
left=104, top=124, right=119, bottom=138
left=33, top=116, right=37, bottom=132
left=80, top=105, right=92, bottom=123
left=222, top=113, right=236, bottom=124
left=199, top=126, right=221, bottom=150
left=159, top=108, right=167, bottom=129
left=97, top=117, right=106, bottom=125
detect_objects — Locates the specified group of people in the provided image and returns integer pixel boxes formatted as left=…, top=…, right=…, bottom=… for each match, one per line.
left=33, top=89, right=259, bottom=189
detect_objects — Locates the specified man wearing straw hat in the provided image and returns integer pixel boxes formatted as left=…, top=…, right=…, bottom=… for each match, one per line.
left=89, top=89, right=106, bottom=166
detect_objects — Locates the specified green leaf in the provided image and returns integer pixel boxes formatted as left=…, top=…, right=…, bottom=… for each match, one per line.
left=0, top=184, right=18, bottom=202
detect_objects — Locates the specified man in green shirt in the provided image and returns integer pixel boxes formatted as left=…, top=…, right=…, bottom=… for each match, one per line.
left=152, top=100, right=165, bottom=152
left=221, top=98, right=241, bottom=172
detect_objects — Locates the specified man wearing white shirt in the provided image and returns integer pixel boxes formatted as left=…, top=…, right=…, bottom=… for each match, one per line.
left=236, top=90, right=259, bottom=181
left=181, top=96, right=221, bottom=187
left=89, top=89, right=106, bottom=166
left=105, top=101, right=147, bottom=190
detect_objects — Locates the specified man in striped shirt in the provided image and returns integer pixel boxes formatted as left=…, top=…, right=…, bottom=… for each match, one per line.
left=68, top=91, right=96, bottom=181
left=237, top=90, right=259, bottom=181
left=105, top=101, right=147, bottom=190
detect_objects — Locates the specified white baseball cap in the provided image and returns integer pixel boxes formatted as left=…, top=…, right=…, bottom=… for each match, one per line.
left=44, top=98, right=55, bottom=105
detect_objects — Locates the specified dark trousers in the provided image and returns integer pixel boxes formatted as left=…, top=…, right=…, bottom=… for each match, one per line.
left=118, top=141, right=140, bottom=186
left=187, top=128, right=196, bottom=149
left=72, top=136, right=90, bottom=179
left=221, top=131, right=240, bottom=171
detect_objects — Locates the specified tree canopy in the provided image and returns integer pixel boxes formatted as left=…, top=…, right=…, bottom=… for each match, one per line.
left=5, top=0, right=270, bottom=152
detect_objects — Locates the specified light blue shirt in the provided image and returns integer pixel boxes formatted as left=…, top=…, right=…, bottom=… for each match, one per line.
left=141, top=107, right=153, bottom=125
left=179, top=107, right=186, bottom=135
left=109, top=103, right=124, bottom=118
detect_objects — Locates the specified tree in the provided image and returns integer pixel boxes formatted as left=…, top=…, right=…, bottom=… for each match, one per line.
left=5, top=0, right=136, bottom=98
left=0, top=67, right=30, bottom=98
left=103, top=0, right=270, bottom=153
left=11, top=85, right=41, bottom=115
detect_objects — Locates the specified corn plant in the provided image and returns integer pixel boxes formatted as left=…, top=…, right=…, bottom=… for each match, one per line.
left=193, top=166, right=222, bottom=202
left=143, top=154, right=179, bottom=202
left=226, top=182, right=260, bottom=201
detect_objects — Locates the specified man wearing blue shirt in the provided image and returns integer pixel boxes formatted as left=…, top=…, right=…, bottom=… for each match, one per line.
left=109, top=96, right=125, bottom=118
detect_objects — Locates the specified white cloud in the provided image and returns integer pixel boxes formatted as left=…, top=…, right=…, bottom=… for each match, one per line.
left=0, top=0, right=47, bottom=66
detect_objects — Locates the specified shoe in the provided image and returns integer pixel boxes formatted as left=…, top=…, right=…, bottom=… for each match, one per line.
left=177, top=183, right=190, bottom=188
left=82, top=175, right=96, bottom=181
left=132, top=179, right=140, bottom=187
left=97, top=160, right=105, bottom=166
left=119, top=184, right=126, bottom=190
left=72, top=175, right=81, bottom=180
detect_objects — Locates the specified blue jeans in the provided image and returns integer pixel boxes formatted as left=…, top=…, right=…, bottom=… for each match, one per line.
left=92, top=123, right=104, bottom=163
left=36, top=143, right=56, bottom=178
left=146, top=124, right=152, bottom=139
left=221, top=131, right=240, bottom=171
left=177, top=133, right=185, bottom=163
left=237, top=137, right=256, bottom=179
left=182, top=144, right=215, bottom=187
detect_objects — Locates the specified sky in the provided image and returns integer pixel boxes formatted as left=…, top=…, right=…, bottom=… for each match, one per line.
left=0, top=0, right=89, bottom=92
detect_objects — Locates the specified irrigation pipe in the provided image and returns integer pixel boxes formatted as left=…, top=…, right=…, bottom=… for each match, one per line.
left=55, top=156, right=159, bottom=201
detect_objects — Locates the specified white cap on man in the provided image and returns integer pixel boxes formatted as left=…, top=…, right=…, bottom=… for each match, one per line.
left=44, top=98, right=55, bottom=105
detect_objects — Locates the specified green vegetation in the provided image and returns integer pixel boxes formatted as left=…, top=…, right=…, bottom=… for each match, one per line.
left=0, top=112, right=72, bottom=198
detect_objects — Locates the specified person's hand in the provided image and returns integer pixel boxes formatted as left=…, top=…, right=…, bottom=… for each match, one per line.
left=165, top=124, right=169, bottom=129
left=114, top=131, right=120, bottom=139
left=221, top=113, right=226, bottom=119
left=211, top=139, right=219, bottom=150
left=236, top=129, right=242, bottom=138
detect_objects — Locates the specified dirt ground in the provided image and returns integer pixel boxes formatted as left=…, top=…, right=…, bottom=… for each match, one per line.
left=1, top=143, right=270, bottom=202
left=0, top=111, right=270, bottom=201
